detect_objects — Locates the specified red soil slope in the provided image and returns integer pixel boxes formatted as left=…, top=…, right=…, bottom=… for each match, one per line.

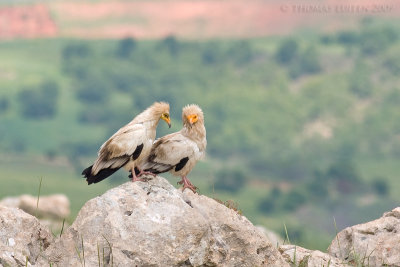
left=0, top=0, right=399, bottom=40
left=0, top=4, right=56, bottom=39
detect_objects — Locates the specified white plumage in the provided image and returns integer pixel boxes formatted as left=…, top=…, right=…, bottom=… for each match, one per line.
left=141, top=104, right=207, bottom=192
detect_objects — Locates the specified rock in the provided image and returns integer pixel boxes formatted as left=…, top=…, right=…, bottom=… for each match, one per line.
left=0, top=196, right=20, bottom=208
left=0, top=206, right=53, bottom=266
left=329, top=207, right=400, bottom=266
left=256, top=225, right=284, bottom=247
left=41, top=176, right=288, bottom=267
left=0, top=194, right=70, bottom=220
left=279, top=245, right=350, bottom=267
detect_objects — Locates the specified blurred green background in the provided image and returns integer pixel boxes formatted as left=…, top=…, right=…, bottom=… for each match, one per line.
left=1, top=0, right=400, bottom=251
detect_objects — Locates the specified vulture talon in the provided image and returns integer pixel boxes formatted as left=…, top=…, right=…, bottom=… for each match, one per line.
left=137, top=170, right=157, bottom=178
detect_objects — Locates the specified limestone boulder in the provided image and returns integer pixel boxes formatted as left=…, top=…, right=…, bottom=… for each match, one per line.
left=279, top=245, right=350, bottom=267
left=329, top=207, right=400, bottom=266
left=0, top=194, right=70, bottom=220
left=0, top=206, right=53, bottom=266
left=42, top=176, right=288, bottom=267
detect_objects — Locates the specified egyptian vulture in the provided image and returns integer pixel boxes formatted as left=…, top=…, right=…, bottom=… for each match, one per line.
left=141, top=104, right=206, bottom=192
left=82, top=102, right=171, bottom=184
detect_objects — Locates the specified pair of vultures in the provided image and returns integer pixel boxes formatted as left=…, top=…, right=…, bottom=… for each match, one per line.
left=82, top=102, right=206, bottom=193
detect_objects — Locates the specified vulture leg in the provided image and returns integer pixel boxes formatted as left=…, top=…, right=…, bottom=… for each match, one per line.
left=130, top=167, right=145, bottom=182
left=177, top=176, right=197, bottom=193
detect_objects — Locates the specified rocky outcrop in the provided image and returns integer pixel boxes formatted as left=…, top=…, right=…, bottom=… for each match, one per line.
left=0, top=194, right=70, bottom=220
left=329, top=207, right=400, bottom=266
left=3, top=174, right=399, bottom=267
left=0, top=206, right=53, bottom=266
left=279, top=245, right=350, bottom=267
left=41, top=176, right=288, bottom=267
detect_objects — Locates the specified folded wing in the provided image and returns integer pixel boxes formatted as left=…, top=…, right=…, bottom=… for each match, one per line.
left=142, top=132, right=198, bottom=174
left=83, top=124, right=147, bottom=184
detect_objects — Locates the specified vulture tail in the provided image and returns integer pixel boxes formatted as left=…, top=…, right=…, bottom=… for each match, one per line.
left=82, top=165, right=121, bottom=185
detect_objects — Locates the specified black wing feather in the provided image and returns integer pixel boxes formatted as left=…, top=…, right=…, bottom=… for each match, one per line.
left=175, top=157, right=189, bottom=172
left=131, top=143, right=144, bottom=160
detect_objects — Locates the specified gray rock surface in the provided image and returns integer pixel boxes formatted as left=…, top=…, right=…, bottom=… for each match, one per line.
left=0, top=206, right=53, bottom=266
left=279, top=245, right=350, bottom=267
left=0, top=194, right=70, bottom=220
left=41, top=176, right=288, bottom=267
left=329, top=207, right=400, bottom=266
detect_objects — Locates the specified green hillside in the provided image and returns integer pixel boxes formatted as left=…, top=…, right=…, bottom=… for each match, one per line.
left=1, top=20, right=400, bottom=250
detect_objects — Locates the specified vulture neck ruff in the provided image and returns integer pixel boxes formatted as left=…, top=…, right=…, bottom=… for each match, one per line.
left=182, top=122, right=206, bottom=151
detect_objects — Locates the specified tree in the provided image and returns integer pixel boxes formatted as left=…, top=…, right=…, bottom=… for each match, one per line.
left=116, top=37, right=137, bottom=58
left=78, top=106, right=115, bottom=124
left=337, top=31, right=359, bottom=45
left=61, top=43, right=93, bottom=77
left=306, top=175, right=328, bottom=200
left=161, top=35, right=180, bottom=56
left=76, top=77, right=109, bottom=104
left=276, top=39, right=298, bottom=64
left=360, top=27, right=398, bottom=56
left=62, top=43, right=92, bottom=60
left=282, top=190, right=307, bottom=211
left=371, top=177, right=389, bottom=196
left=18, top=80, right=59, bottom=119
left=227, top=41, right=255, bottom=65
left=202, top=42, right=221, bottom=65
left=326, top=161, right=360, bottom=194
left=349, top=61, right=372, bottom=98
left=384, top=49, right=400, bottom=75
left=299, top=46, right=321, bottom=74
left=258, top=186, right=282, bottom=213
left=0, top=98, right=9, bottom=114
left=213, top=168, right=247, bottom=193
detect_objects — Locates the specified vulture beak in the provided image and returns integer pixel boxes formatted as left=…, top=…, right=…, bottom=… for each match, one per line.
left=165, top=117, right=171, bottom=128
left=186, top=114, right=198, bottom=125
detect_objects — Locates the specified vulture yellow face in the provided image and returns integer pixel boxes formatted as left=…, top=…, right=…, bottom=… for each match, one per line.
left=161, top=113, right=171, bottom=128
left=186, top=114, right=198, bottom=124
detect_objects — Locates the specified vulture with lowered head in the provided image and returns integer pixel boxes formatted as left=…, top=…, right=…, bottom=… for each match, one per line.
left=82, top=102, right=171, bottom=184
